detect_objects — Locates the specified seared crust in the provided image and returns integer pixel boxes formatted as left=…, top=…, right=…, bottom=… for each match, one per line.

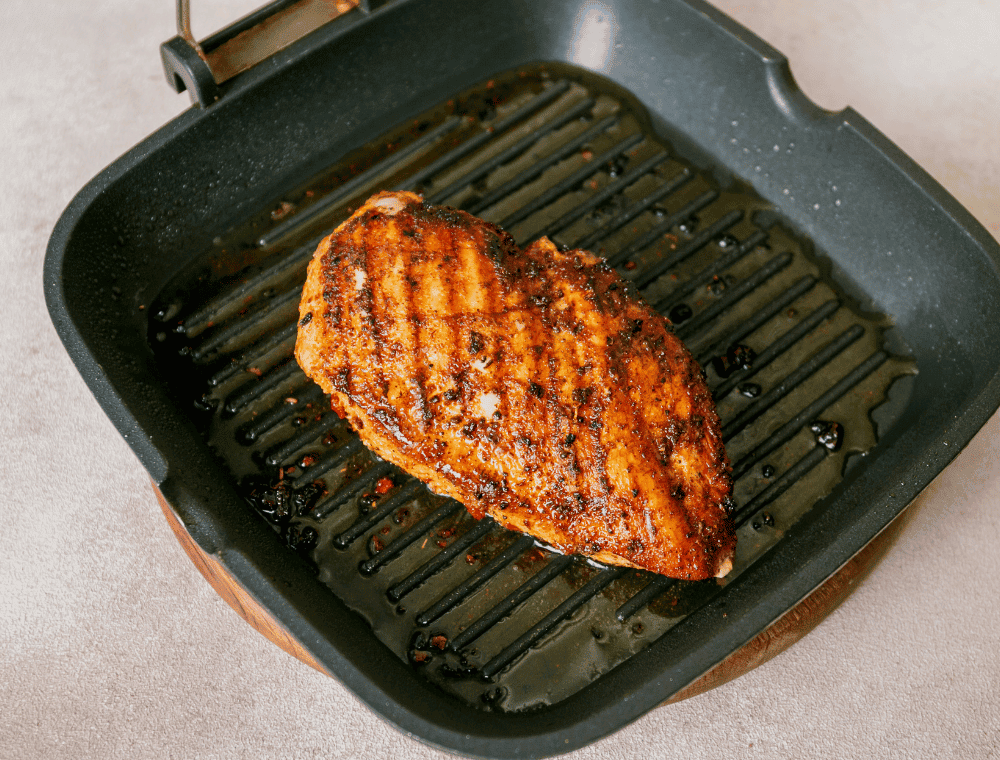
left=296, top=191, right=735, bottom=580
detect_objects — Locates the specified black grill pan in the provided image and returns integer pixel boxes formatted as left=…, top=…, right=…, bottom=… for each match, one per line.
left=44, top=1, right=1000, bottom=757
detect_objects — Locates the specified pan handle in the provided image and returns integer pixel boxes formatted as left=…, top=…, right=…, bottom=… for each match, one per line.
left=161, top=0, right=386, bottom=107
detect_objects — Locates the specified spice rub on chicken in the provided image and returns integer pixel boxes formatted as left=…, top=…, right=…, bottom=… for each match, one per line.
left=296, top=191, right=735, bottom=580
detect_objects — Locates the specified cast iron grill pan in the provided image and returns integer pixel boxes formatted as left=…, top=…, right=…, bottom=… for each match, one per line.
left=45, top=1, right=1000, bottom=756
left=149, top=67, right=915, bottom=711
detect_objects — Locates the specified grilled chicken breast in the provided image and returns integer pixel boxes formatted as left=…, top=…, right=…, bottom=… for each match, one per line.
left=296, top=191, right=735, bottom=580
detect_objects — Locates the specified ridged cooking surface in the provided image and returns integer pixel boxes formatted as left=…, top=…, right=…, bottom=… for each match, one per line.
left=148, top=65, right=915, bottom=711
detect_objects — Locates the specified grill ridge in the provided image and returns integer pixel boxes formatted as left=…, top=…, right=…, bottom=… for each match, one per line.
left=387, top=518, right=497, bottom=602
left=628, top=205, right=741, bottom=284
left=732, top=446, right=830, bottom=528
left=528, top=152, right=674, bottom=244
left=572, top=164, right=691, bottom=251
left=731, top=350, right=889, bottom=479
left=615, top=576, right=674, bottom=622
left=289, top=435, right=363, bottom=484
left=415, top=534, right=536, bottom=627
left=673, top=250, right=794, bottom=340
left=222, top=359, right=301, bottom=415
left=207, top=322, right=297, bottom=386
left=654, top=228, right=769, bottom=313
left=497, top=133, right=644, bottom=229
left=260, top=116, right=466, bottom=249
left=468, top=112, right=622, bottom=215
left=700, top=277, right=823, bottom=384
left=480, top=567, right=627, bottom=679
left=449, top=555, right=576, bottom=651
left=427, top=96, right=599, bottom=206
left=182, top=241, right=316, bottom=334
left=334, top=479, right=425, bottom=549
left=359, top=501, right=465, bottom=576
left=311, top=461, right=394, bottom=521
left=239, top=383, right=324, bottom=444
left=608, top=189, right=719, bottom=268
left=396, top=80, right=573, bottom=194
left=262, top=411, right=342, bottom=466
left=192, top=286, right=301, bottom=362
left=721, top=323, right=864, bottom=441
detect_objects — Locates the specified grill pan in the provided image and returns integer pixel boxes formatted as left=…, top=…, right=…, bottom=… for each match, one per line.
left=44, top=0, right=1000, bottom=757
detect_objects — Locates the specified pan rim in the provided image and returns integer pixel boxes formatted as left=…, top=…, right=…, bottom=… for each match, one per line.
left=43, top=0, right=1000, bottom=756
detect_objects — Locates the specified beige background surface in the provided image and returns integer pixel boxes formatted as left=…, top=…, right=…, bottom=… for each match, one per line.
left=2, top=0, right=999, bottom=757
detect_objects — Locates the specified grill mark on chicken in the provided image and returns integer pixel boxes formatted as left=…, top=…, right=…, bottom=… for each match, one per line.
left=424, top=226, right=452, bottom=442
left=540, top=343, right=561, bottom=515
left=461, top=225, right=489, bottom=433
left=477, top=234, right=506, bottom=461
left=353, top=226, right=377, bottom=404
left=495, top=321, right=514, bottom=496
left=447, top=224, right=470, bottom=451
left=395, top=221, right=427, bottom=432
left=488, top=238, right=514, bottom=472
left=528, top=322, right=550, bottom=514
left=564, top=299, right=589, bottom=513
left=364, top=220, right=388, bottom=408
left=544, top=352, right=565, bottom=503
left=525, top=302, right=547, bottom=512
left=481, top=241, right=513, bottom=511
left=297, top=191, right=735, bottom=580
left=503, top=292, right=533, bottom=507
left=415, top=227, right=441, bottom=406
left=574, top=292, right=614, bottom=512
left=621, top=330, right=664, bottom=525
left=544, top=285, right=585, bottom=519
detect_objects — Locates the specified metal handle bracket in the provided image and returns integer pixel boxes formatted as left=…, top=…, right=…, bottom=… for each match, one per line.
left=161, top=0, right=366, bottom=107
